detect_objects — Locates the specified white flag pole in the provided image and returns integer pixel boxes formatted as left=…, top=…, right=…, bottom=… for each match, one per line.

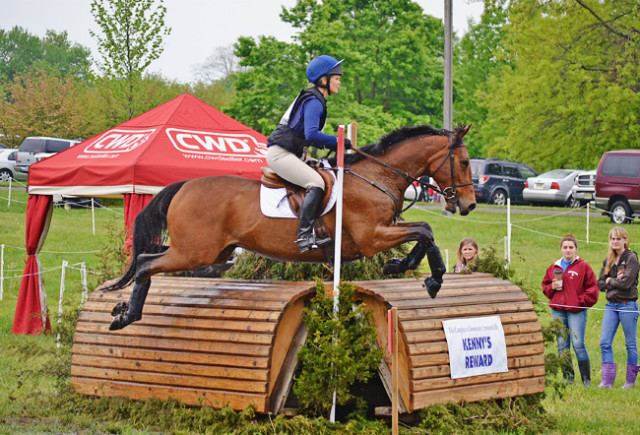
left=329, top=124, right=347, bottom=423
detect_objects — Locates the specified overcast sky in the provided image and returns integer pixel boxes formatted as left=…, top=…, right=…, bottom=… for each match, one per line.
left=1, top=0, right=484, bottom=83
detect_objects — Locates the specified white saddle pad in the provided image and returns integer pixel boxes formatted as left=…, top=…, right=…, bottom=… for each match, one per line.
left=260, top=161, right=337, bottom=219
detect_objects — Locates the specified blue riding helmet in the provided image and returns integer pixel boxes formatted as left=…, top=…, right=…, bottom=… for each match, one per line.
left=306, top=55, right=344, bottom=84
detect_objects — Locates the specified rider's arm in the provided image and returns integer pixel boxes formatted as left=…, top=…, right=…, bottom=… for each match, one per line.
left=303, top=98, right=337, bottom=149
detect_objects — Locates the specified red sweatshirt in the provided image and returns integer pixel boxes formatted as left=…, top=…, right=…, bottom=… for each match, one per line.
left=542, top=257, right=599, bottom=312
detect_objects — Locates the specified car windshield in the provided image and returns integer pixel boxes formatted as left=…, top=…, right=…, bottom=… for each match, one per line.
left=19, top=138, right=44, bottom=153
left=470, top=161, right=482, bottom=177
left=539, top=169, right=575, bottom=179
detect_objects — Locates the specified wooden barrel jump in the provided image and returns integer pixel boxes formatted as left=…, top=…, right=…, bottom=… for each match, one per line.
left=71, top=273, right=545, bottom=414
left=354, top=273, right=545, bottom=413
left=71, top=277, right=316, bottom=413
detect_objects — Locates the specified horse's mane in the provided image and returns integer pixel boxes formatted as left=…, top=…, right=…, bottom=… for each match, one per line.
left=328, top=124, right=462, bottom=166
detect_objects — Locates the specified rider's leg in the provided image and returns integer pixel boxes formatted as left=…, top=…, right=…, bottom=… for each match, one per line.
left=297, top=186, right=332, bottom=252
left=266, top=146, right=329, bottom=252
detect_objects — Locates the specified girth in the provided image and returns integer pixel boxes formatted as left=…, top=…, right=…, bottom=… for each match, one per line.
left=260, top=163, right=335, bottom=217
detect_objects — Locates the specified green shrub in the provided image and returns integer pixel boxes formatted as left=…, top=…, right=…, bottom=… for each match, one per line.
left=293, top=281, right=384, bottom=418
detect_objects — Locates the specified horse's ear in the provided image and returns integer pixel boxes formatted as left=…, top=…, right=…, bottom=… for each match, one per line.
left=457, top=124, right=471, bottom=139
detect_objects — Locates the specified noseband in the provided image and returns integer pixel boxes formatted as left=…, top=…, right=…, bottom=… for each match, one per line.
left=422, top=133, right=474, bottom=202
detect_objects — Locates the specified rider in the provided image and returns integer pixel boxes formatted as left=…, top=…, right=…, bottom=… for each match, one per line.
left=266, top=54, right=352, bottom=253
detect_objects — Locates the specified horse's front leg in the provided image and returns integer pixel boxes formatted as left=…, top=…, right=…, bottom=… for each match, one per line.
left=376, top=222, right=446, bottom=299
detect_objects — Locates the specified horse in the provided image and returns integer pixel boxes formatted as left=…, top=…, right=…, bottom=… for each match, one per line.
left=106, top=124, right=476, bottom=330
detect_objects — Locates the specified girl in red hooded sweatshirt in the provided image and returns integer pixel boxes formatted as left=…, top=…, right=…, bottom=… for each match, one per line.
left=542, top=234, right=599, bottom=386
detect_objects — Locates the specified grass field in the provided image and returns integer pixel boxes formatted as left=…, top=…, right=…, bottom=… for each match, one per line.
left=1, top=185, right=639, bottom=433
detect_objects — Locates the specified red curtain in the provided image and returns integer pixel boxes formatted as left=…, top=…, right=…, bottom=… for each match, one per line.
left=122, top=193, right=153, bottom=257
left=13, top=195, right=53, bottom=335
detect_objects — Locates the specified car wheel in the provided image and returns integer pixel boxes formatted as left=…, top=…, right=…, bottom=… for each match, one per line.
left=568, top=195, right=580, bottom=208
left=610, top=200, right=633, bottom=224
left=491, top=189, right=507, bottom=206
left=0, top=168, right=12, bottom=182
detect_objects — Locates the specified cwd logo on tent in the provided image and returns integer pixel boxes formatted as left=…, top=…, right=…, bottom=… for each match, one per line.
left=84, top=128, right=156, bottom=154
left=166, top=128, right=267, bottom=158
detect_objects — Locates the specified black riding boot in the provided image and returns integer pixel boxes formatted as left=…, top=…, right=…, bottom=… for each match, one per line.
left=577, top=359, right=591, bottom=387
left=297, top=186, right=331, bottom=253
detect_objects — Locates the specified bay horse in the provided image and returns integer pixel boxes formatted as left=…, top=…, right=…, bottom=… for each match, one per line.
left=107, top=124, right=476, bottom=330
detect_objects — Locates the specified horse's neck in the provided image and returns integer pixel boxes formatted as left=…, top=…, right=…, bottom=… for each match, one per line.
left=354, top=137, right=447, bottom=189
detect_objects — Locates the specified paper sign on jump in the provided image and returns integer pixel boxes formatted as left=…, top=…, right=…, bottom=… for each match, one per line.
left=442, top=316, right=508, bottom=379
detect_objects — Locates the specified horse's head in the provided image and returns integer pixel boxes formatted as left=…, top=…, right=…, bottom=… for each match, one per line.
left=428, top=125, right=476, bottom=216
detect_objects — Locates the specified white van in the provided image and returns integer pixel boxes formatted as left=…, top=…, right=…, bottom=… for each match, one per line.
left=15, top=137, right=80, bottom=174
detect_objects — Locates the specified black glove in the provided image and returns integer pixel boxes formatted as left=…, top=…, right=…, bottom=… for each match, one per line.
left=343, top=138, right=352, bottom=150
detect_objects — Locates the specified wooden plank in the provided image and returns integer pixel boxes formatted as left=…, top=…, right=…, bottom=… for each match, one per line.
left=404, top=322, right=542, bottom=344
left=72, top=332, right=272, bottom=357
left=71, top=354, right=268, bottom=381
left=268, top=297, right=307, bottom=393
left=411, top=355, right=546, bottom=380
left=71, top=377, right=268, bottom=413
left=269, top=322, right=308, bottom=414
left=411, top=366, right=546, bottom=392
left=399, top=301, right=536, bottom=325
left=411, top=377, right=546, bottom=410
left=75, top=322, right=275, bottom=345
left=388, top=292, right=530, bottom=310
left=78, top=311, right=278, bottom=334
left=71, top=343, right=269, bottom=369
left=377, top=285, right=523, bottom=301
left=71, top=366, right=267, bottom=393
left=407, top=333, right=543, bottom=357
left=92, top=293, right=290, bottom=311
left=410, top=343, right=546, bottom=368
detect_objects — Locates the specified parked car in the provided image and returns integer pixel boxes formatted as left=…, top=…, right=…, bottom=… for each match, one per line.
left=15, top=136, right=80, bottom=174
left=571, top=170, right=597, bottom=207
left=404, top=177, right=433, bottom=202
left=523, top=169, right=580, bottom=207
left=0, top=149, right=27, bottom=182
left=594, top=150, right=640, bottom=224
left=471, top=158, right=537, bottom=206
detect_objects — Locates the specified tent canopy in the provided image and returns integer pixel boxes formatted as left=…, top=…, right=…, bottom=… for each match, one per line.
left=14, top=94, right=268, bottom=335
left=28, top=93, right=268, bottom=196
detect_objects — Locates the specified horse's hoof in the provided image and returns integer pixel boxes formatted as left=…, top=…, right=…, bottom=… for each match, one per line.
left=383, top=258, right=405, bottom=275
left=109, top=314, right=138, bottom=331
left=424, top=277, right=442, bottom=299
left=110, top=301, right=128, bottom=317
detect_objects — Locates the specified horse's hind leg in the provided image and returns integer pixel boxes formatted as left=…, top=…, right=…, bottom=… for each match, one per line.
left=109, top=252, right=165, bottom=331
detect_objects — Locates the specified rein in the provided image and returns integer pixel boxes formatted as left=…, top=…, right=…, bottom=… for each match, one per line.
left=347, top=133, right=473, bottom=213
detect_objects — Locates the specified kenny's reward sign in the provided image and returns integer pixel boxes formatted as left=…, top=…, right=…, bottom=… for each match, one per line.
left=442, top=316, right=508, bottom=379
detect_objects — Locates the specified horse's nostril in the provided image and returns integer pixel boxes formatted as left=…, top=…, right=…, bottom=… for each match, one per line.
left=468, top=203, right=477, bottom=212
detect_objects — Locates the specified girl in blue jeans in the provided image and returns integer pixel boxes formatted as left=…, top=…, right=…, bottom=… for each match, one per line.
left=542, top=234, right=599, bottom=386
left=597, top=226, right=640, bottom=389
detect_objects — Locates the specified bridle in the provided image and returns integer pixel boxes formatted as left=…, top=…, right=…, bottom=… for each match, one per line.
left=346, top=132, right=473, bottom=214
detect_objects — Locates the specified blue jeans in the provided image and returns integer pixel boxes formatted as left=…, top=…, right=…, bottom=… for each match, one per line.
left=600, top=301, right=639, bottom=365
left=552, top=308, right=589, bottom=362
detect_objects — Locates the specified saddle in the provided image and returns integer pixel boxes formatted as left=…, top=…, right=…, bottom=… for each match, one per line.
left=260, top=163, right=336, bottom=217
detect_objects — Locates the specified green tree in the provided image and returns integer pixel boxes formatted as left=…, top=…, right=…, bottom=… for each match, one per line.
left=479, top=0, right=640, bottom=171
left=0, top=69, right=92, bottom=146
left=0, top=26, right=91, bottom=83
left=455, top=0, right=509, bottom=156
left=90, top=0, right=171, bottom=119
left=227, top=0, right=447, bottom=145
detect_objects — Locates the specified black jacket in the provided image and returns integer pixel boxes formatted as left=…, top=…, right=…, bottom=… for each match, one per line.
left=597, top=249, right=639, bottom=302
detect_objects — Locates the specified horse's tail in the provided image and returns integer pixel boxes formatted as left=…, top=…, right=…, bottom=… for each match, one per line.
left=103, top=180, right=188, bottom=291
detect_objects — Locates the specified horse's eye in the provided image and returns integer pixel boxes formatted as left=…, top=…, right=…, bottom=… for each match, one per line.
left=460, top=160, right=469, bottom=168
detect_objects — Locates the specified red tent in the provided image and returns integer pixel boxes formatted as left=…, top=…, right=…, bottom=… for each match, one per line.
left=13, top=93, right=267, bottom=335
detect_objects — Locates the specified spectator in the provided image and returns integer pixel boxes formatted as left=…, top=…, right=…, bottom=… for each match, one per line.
left=542, top=234, right=598, bottom=386
left=597, top=226, right=639, bottom=389
left=453, top=237, right=479, bottom=274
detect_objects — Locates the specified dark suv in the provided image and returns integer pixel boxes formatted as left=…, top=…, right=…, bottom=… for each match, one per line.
left=471, top=158, right=537, bottom=206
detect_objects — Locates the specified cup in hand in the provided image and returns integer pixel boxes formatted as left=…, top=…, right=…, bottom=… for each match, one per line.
left=554, top=270, right=563, bottom=290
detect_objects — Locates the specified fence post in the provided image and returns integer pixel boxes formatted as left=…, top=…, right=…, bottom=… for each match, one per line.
left=56, top=260, right=68, bottom=349
left=7, top=178, right=11, bottom=208
left=506, top=198, right=511, bottom=265
left=91, top=198, right=96, bottom=235
left=80, top=262, right=88, bottom=304
left=0, top=244, right=4, bottom=301
left=586, top=202, right=590, bottom=244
